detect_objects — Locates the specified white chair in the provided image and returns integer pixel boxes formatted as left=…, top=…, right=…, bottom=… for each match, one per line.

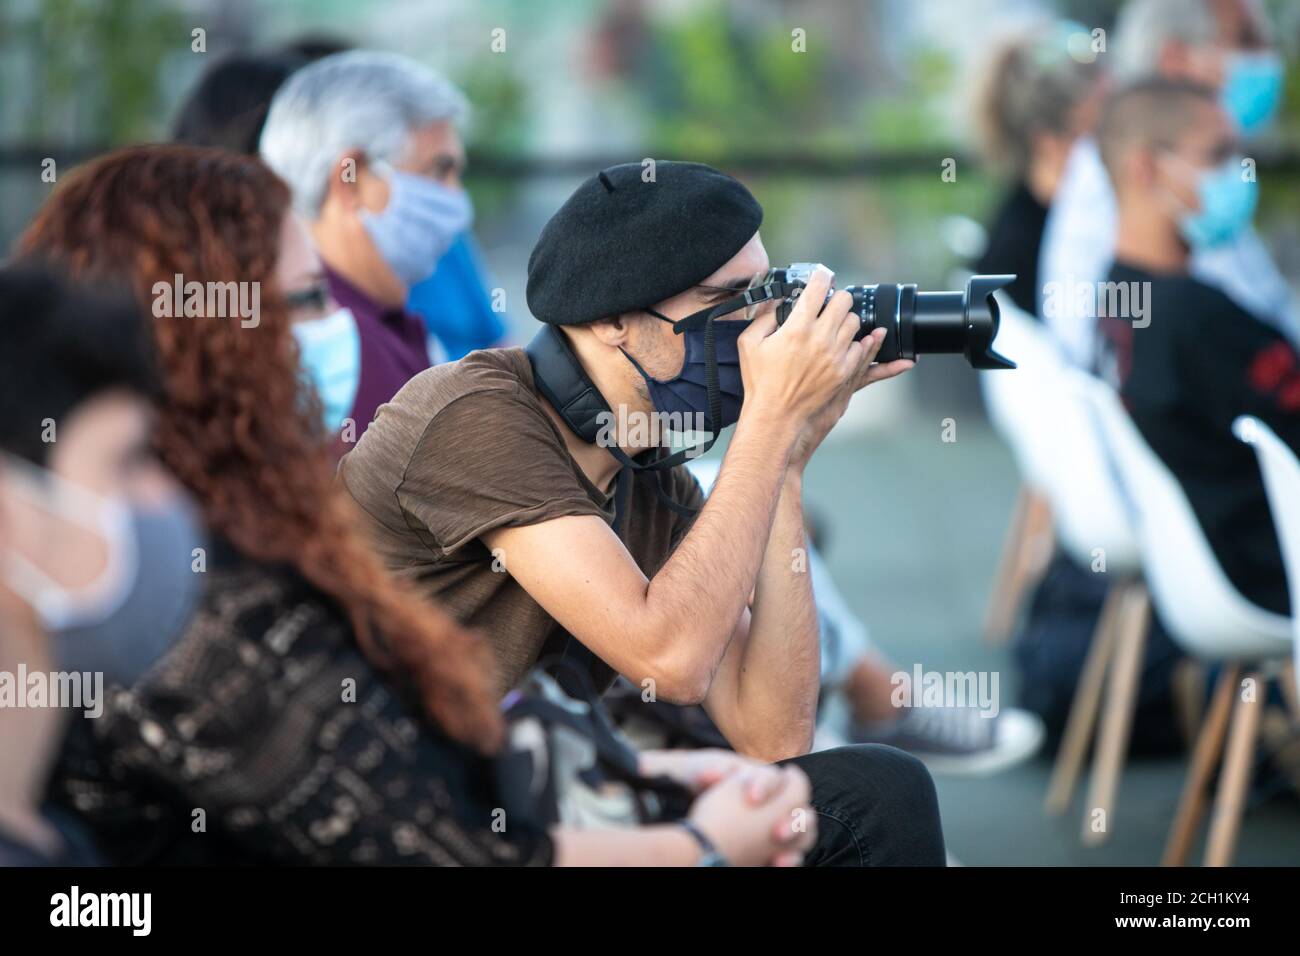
left=982, top=300, right=1142, bottom=575
left=1071, top=372, right=1293, bottom=865
left=977, top=304, right=1057, bottom=645
left=980, top=303, right=1141, bottom=642
left=1233, top=416, right=1300, bottom=708
left=980, top=301, right=1146, bottom=834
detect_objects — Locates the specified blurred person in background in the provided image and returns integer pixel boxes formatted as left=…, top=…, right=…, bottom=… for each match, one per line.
left=15, top=144, right=836, bottom=868
left=173, top=44, right=508, bottom=389
left=1013, top=0, right=1292, bottom=757
left=1039, top=0, right=1293, bottom=369
left=1095, top=78, right=1299, bottom=616
left=259, top=51, right=484, bottom=448
left=971, top=20, right=1105, bottom=316
left=0, top=267, right=201, bottom=865
left=172, top=49, right=308, bottom=155
left=408, top=229, right=511, bottom=361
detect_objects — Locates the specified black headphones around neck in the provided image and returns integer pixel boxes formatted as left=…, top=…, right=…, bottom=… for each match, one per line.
left=524, top=324, right=611, bottom=446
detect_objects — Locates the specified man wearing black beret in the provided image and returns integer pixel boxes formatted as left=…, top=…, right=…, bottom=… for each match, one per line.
left=340, top=161, right=945, bottom=865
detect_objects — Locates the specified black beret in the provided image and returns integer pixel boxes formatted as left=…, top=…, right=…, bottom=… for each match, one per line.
left=526, top=161, right=763, bottom=325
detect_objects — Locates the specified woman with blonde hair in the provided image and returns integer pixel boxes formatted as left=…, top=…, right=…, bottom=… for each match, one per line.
left=972, top=21, right=1106, bottom=314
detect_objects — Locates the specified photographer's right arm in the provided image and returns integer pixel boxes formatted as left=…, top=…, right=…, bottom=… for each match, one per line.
left=481, top=401, right=799, bottom=702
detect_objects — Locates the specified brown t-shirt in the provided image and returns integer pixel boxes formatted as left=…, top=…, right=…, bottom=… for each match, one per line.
left=338, top=347, right=704, bottom=696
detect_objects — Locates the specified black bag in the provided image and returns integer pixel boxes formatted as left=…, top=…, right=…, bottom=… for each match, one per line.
left=602, top=678, right=733, bottom=751
left=494, top=659, right=694, bottom=830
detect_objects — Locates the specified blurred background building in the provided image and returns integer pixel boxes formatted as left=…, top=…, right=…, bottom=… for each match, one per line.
left=4, top=0, right=1299, bottom=411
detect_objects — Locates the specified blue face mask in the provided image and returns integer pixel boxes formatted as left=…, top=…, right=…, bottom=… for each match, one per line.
left=1174, top=155, right=1259, bottom=248
left=621, top=315, right=747, bottom=431
left=1221, top=51, right=1285, bottom=137
left=1, top=454, right=206, bottom=688
left=53, top=499, right=207, bottom=688
left=362, top=164, right=474, bottom=288
left=293, top=307, right=362, bottom=433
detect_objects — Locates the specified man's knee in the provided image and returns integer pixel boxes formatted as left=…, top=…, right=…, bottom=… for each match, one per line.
left=786, top=744, right=946, bottom=866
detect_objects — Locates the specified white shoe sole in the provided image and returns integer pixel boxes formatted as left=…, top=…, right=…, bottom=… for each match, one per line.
left=913, top=708, right=1046, bottom=777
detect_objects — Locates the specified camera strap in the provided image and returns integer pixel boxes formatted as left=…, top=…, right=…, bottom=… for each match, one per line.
left=662, top=275, right=791, bottom=333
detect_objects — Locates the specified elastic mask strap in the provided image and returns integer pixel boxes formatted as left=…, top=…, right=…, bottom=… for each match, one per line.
left=613, top=466, right=633, bottom=539
left=614, top=306, right=723, bottom=500
left=661, top=281, right=782, bottom=335
left=605, top=444, right=705, bottom=518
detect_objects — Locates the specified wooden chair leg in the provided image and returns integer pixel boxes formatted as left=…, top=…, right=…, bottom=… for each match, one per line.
left=1045, top=582, right=1124, bottom=815
left=1171, top=658, right=1208, bottom=750
left=1204, top=671, right=1263, bottom=867
left=1081, top=582, right=1150, bottom=846
left=1161, top=664, right=1239, bottom=866
left=983, top=487, right=1053, bottom=646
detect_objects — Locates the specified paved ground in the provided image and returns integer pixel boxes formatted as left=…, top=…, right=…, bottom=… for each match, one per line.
left=798, top=372, right=1300, bottom=866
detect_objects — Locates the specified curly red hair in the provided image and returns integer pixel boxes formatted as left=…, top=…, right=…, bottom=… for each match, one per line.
left=18, top=144, right=503, bottom=753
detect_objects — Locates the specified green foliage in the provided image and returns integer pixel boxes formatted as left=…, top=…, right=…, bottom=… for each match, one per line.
left=642, top=7, right=830, bottom=157
left=6, top=0, right=186, bottom=143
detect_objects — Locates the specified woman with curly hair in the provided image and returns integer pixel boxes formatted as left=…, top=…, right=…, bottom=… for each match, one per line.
left=17, top=144, right=816, bottom=867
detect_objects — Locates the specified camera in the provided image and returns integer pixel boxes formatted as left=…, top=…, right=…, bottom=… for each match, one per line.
left=773, top=264, right=1017, bottom=370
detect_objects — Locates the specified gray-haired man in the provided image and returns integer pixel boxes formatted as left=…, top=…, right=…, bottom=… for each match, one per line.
left=261, top=50, right=472, bottom=442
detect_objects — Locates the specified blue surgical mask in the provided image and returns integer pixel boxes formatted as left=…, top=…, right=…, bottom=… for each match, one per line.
left=1, top=454, right=206, bottom=687
left=621, top=315, right=747, bottom=431
left=361, top=164, right=473, bottom=288
left=1221, top=51, right=1285, bottom=137
left=53, top=499, right=207, bottom=687
left=293, top=307, right=362, bottom=434
left=1174, top=155, right=1259, bottom=248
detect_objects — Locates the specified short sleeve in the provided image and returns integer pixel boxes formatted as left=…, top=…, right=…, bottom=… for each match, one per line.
left=397, top=388, right=608, bottom=554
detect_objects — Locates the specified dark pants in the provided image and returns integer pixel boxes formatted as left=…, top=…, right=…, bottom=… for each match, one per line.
left=782, top=744, right=946, bottom=867
left=605, top=691, right=947, bottom=866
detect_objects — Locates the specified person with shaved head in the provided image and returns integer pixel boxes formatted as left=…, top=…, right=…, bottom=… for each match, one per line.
left=1040, top=0, right=1293, bottom=369
left=1095, top=77, right=1300, bottom=616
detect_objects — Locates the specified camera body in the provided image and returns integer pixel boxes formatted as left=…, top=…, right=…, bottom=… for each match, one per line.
left=773, top=263, right=1016, bottom=370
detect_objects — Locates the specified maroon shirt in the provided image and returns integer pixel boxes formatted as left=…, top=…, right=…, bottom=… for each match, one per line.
left=324, top=266, right=432, bottom=448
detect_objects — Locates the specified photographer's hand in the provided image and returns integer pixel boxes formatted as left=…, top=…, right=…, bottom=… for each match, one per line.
left=685, top=764, right=817, bottom=866
left=736, top=265, right=867, bottom=434
left=639, top=748, right=788, bottom=801
left=788, top=329, right=913, bottom=472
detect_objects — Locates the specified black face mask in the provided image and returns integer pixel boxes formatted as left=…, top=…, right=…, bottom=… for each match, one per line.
left=620, top=309, right=746, bottom=433
left=621, top=269, right=790, bottom=459
left=525, top=272, right=791, bottom=517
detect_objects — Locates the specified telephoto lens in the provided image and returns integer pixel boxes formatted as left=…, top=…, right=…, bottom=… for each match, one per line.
left=774, top=264, right=1017, bottom=370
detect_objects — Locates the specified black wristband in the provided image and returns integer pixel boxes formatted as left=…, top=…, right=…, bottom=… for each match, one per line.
left=676, top=819, right=728, bottom=867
